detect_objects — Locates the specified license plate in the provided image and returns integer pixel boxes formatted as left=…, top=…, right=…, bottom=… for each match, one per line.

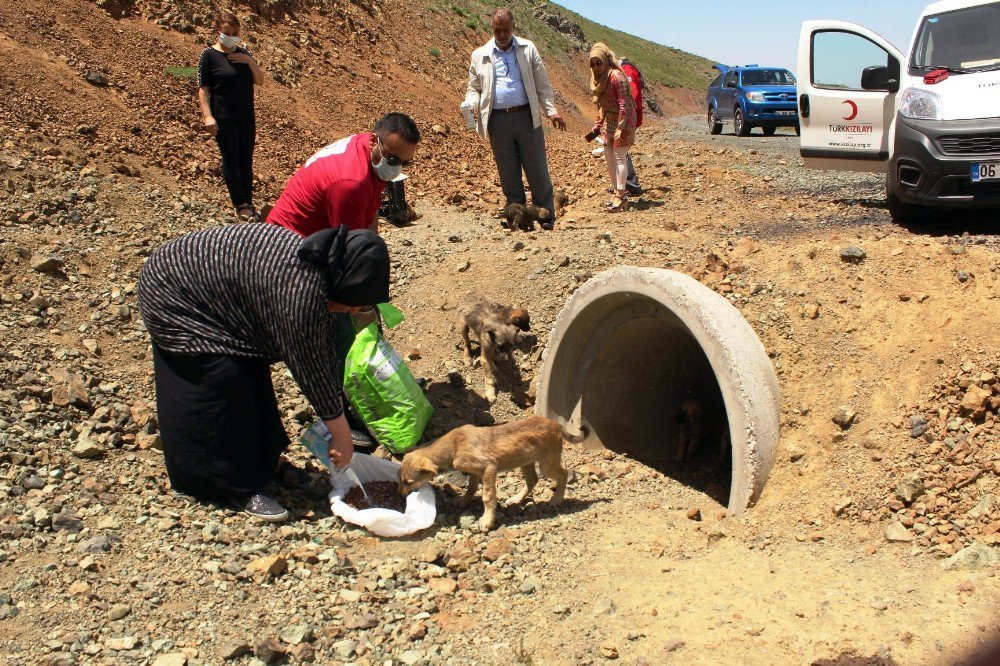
left=775, top=110, right=796, bottom=116
left=971, top=162, right=999, bottom=182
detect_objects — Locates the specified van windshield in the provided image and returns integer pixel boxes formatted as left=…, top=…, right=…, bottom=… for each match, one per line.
left=911, top=3, right=1000, bottom=71
left=740, top=69, right=796, bottom=86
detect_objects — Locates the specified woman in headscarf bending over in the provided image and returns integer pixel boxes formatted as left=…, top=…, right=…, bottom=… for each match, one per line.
left=588, top=43, right=638, bottom=212
left=137, top=223, right=389, bottom=522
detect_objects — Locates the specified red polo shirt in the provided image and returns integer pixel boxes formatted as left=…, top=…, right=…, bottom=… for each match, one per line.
left=268, top=133, right=385, bottom=236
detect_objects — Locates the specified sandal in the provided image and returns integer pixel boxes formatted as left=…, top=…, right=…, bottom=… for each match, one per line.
left=608, top=197, right=629, bottom=212
left=236, top=205, right=260, bottom=223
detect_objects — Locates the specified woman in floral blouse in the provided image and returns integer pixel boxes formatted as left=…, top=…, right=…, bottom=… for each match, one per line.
left=588, top=43, right=637, bottom=212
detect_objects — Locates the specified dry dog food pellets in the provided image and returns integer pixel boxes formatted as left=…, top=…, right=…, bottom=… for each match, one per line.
left=343, top=480, right=407, bottom=513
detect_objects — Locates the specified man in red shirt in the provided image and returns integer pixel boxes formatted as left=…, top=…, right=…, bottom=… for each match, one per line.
left=267, top=113, right=420, bottom=236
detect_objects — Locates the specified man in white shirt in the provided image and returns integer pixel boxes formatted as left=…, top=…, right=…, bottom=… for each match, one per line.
left=465, top=8, right=566, bottom=229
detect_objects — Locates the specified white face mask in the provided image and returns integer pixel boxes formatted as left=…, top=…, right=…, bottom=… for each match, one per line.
left=219, top=33, right=241, bottom=49
left=372, top=138, right=404, bottom=182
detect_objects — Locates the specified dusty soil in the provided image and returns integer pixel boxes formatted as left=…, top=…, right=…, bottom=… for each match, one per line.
left=0, top=1, right=998, bottom=665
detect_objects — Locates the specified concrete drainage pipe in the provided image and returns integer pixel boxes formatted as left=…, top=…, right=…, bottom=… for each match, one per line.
left=536, top=267, right=780, bottom=513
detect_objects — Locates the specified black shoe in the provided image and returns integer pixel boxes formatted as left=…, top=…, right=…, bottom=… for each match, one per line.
left=540, top=221, right=554, bottom=231
left=625, top=185, right=643, bottom=196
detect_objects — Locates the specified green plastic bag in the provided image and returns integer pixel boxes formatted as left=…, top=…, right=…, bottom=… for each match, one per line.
left=343, top=303, right=432, bottom=455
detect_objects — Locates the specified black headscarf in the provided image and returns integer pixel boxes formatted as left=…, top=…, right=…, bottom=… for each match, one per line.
left=297, top=226, right=390, bottom=306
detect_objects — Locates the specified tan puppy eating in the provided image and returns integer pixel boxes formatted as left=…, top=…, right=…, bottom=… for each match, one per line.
left=398, top=416, right=582, bottom=532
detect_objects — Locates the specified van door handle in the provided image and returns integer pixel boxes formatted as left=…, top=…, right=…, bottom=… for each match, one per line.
left=799, top=94, right=810, bottom=118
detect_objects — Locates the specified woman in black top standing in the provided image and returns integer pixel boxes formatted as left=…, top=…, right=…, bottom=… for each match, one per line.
left=197, top=12, right=265, bottom=222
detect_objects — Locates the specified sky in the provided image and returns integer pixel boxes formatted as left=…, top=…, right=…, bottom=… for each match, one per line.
left=556, top=0, right=931, bottom=74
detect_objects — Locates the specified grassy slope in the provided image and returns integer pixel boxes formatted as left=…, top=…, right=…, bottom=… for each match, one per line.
left=552, top=4, right=717, bottom=89
left=428, top=0, right=716, bottom=92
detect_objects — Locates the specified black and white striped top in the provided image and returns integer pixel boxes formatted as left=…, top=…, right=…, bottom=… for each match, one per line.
left=138, top=223, right=343, bottom=419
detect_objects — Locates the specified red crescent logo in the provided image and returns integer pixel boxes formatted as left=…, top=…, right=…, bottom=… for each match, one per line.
left=842, top=100, right=858, bottom=120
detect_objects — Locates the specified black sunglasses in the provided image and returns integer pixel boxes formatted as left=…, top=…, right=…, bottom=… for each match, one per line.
left=378, top=138, right=413, bottom=167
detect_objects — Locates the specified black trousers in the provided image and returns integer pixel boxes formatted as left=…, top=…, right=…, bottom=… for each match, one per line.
left=215, top=117, right=256, bottom=209
left=151, top=344, right=288, bottom=502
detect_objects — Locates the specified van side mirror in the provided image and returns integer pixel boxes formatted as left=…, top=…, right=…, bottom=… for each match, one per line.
left=861, top=65, right=899, bottom=92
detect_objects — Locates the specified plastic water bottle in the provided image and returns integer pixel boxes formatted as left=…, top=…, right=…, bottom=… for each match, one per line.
left=459, top=101, right=476, bottom=130
left=299, top=421, right=332, bottom=468
left=299, top=421, right=368, bottom=500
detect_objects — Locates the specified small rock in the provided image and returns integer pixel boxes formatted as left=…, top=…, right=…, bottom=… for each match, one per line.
left=52, top=512, right=84, bottom=534
left=839, top=246, right=866, bottom=263
left=83, top=339, right=100, bottom=355
left=77, top=535, right=114, bottom=553
left=832, top=406, right=856, bottom=430
left=407, top=348, right=421, bottom=360
left=332, top=639, right=357, bottom=660
left=31, top=256, right=65, bottom=273
left=109, top=604, right=130, bottom=620
left=592, top=596, right=616, bottom=616
left=456, top=260, right=470, bottom=273
left=869, top=598, right=889, bottom=611
left=833, top=498, right=853, bottom=516
left=344, top=612, right=378, bottom=630
left=686, top=508, right=701, bottom=521
left=428, top=577, right=458, bottom=594
left=84, top=71, right=108, bottom=86
left=399, top=650, right=424, bottom=666
left=885, top=521, right=913, bottom=543
left=247, top=554, right=287, bottom=577
left=71, top=436, right=103, bottom=459
left=219, top=640, right=252, bottom=660
left=600, top=645, right=619, bottom=659
left=664, top=639, right=686, bottom=652
left=483, top=537, right=512, bottom=562
left=908, top=415, right=929, bottom=438
left=941, top=542, right=999, bottom=571
left=279, top=624, right=313, bottom=645
left=520, top=577, right=539, bottom=594
left=106, top=636, right=138, bottom=651
left=152, top=654, right=188, bottom=666
left=956, top=270, right=970, bottom=283
left=895, top=476, right=924, bottom=504
left=968, top=494, right=994, bottom=519
left=255, top=638, right=286, bottom=664
left=960, top=385, right=991, bottom=419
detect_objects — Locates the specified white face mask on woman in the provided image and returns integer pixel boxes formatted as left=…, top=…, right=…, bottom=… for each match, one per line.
left=219, top=33, right=241, bottom=49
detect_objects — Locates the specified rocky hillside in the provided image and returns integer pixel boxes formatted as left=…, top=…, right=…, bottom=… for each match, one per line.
left=0, top=0, right=712, bottom=220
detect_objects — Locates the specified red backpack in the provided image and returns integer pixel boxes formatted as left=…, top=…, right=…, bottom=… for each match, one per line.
left=620, top=60, right=643, bottom=128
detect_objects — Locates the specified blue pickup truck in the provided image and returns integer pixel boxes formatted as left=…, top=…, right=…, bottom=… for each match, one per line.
left=706, top=65, right=799, bottom=136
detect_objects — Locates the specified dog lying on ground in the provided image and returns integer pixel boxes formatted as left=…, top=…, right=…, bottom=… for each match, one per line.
left=675, top=399, right=731, bottom=462
left=398, top=415, right=585, bottom=532
left=499, top=203, right=552, bottom=231
left=458, top=295, right=530, bottom=402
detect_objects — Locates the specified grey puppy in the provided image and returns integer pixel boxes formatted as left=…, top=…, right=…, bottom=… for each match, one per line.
left=459, top=295, right=530, bottom=402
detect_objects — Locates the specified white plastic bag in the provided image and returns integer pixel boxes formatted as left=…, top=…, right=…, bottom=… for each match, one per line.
left=328, top=453, right=436, bottom=538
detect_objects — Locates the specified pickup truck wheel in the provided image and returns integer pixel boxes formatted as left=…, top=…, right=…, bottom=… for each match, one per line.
left=886, top=188, right=922, bottom=225
left=734, top=107, right=751, bottom=136
left=708, top=107, right=722, bottom=135
left=762, top=126, right=776, bottom=137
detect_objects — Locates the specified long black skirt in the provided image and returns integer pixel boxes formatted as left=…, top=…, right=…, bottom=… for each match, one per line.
left=151, top=344, right=289, bottom=502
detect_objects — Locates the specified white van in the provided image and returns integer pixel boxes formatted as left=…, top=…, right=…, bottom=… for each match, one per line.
left=796, top=0, right=1000, bottom=222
